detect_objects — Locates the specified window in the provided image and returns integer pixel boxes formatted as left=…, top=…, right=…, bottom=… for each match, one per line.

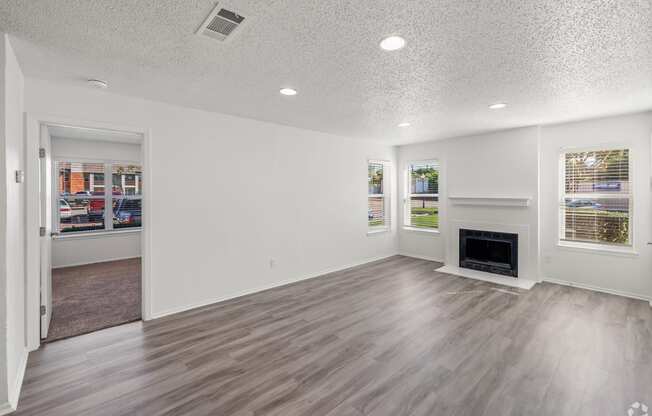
left=57, top=162, right=106, bottom=233
left=560, top=148, right=631, bottom=246
left=56, top=161, right=142, bottom=234
left=368, top=160, right=389, bottom=230
left=405, top=161, right=439, bottom=230
left=112, top=164, right=142, bottom=229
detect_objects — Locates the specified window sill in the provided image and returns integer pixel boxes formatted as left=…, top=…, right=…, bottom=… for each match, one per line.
left=367, top=227, right=389, bottom=236
left=54, top=228, right=142, bottom=240
left=557, top=241, right=638, bottom=257
left=402, top=226, right=440, bottom=234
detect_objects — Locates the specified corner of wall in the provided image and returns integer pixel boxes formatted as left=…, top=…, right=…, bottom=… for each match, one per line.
left=0, top=32, right=27, bottom=415
left=5, top=348, right=26, bottom=413
left=0, top=32, right=10, bottom=416
left=535, top=124, right=543, bottom=282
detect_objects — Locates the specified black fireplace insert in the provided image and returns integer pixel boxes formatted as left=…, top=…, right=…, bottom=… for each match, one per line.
left=459, top=229, right=518, bottom=277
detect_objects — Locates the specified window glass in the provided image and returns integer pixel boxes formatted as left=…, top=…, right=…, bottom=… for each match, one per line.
left=368, top=162, right=388, bottom=228
left=112, top=164, right=143, bottom=229
left=56, top=161, right=143, bottom=233
left=57, top=162, right=105, bottom=233
left=58, top=198, right=105, bottom=233
left=406, top=161, right=439, bottom=229
left=113, top=198, right=142, bottom=229
left=561, top=149, right=631, bottom=245
left=57, top=162, right=105, bottom=196
left=112, top=164, right=142, bottom=196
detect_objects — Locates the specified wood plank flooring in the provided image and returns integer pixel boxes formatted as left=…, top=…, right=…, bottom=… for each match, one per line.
left=15, top=256, right=652, bottom=416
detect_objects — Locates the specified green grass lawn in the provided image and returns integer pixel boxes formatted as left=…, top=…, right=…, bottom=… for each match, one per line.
left=368, top=208, right=439, bottom=229
left=410, top=208, right=438, bottom=228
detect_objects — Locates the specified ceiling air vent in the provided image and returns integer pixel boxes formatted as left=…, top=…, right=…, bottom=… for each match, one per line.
left=197, top=4, right=246, bottom=41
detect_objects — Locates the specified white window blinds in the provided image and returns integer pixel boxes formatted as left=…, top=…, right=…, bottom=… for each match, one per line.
left=57, top=162, right=106, bottom=233
left=112, top=164, right=143, bottom=229
left=56, top=161, right=142, bottom=234
left=406, top=161, right=439, bottom=229
left=368, top=161, right=389, bottom=229
left=560, top=148, right=631, bottom=246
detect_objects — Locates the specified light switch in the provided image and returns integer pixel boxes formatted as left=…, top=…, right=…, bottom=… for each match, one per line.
left=15, top=170, right=24, bottom=183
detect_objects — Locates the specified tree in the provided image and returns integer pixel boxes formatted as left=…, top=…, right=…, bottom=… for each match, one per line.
left=411, top=167, right=438, bottom=194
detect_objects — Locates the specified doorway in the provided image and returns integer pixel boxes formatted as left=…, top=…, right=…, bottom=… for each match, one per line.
left=29, top=120, right=148, bottom=344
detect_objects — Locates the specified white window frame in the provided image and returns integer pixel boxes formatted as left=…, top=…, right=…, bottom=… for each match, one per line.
left=403, top=159, right=440, bottom=233
left=558, top=145, right=634, bottom=251
left=368, top=159, right=390, bottom=234
left=54, top=158, right=143, bottom=236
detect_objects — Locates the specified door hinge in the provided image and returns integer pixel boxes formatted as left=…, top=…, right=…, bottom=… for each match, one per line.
left=40, top=305, right=46, bottom=316
left=39, top=147, right=46, bottom=158
left=40, top=226, right=46, bottom=237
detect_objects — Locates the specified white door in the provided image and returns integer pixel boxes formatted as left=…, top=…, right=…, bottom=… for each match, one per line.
left=39, top=125, right=53, bottom=339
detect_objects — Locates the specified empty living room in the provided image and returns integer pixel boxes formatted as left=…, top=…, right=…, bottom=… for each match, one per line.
left=1, top=1, right=651, bottom=415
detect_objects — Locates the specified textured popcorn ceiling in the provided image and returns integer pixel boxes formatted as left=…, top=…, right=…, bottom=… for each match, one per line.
left=1, top=0, right=651, bottom=144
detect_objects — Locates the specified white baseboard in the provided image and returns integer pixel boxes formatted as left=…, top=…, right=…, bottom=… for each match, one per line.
left=52, top=255, right=141, bottom=269
left=436, top=265, right=538, bottom=290
left=543, top=277, right=652, bottom=305
left=0, top=349, right=28, bottom=415
left=0, top=403, right=14, bottom=416
left=150, top=253, right=400, bottom=320
left=399, top=252, right=445, bottom=263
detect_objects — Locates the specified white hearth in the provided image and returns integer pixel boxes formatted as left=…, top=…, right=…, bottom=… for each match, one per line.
left=436, top=265, right=537, bottom=290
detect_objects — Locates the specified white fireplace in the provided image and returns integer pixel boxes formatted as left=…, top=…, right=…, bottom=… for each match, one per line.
left=436, top=196, right=539, bottom=290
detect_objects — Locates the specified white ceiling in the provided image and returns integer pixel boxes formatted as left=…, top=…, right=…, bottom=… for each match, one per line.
left=2, top=0, right=651, bottom=144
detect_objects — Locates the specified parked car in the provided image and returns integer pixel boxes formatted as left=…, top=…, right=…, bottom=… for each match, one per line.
left=113, top=199, right=142, bottom=228
left=88, top=196, right=104, bottom=220
left=59, top=199, right=72, bottom=221
left=59, top=199, right=88, bottom=223
left=593, top=182, right=621, bottom=192
left=89, top=190, right=124, bottom=220
left=565, top=199, right=603, bottom=209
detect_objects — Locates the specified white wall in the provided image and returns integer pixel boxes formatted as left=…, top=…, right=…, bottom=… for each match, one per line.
left=540, top=112, right=652, bottom=299
left=52, top=232, right=141, bottom=269
left=398, top=127, right=540, bottom=280
left=0, top=34, right=27, bottom=414
left=51, top=136, right=141, bottom=268
left=51, top=136, right=140, bottom=161
left=399, top=113, right=652, bottom=300
left=25, top=78, right=398, bottom=318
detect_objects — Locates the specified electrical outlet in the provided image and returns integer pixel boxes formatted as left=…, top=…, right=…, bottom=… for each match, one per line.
left=269, top=258, right=276, bottom=268
left=15, top=170, right=24, bottom=183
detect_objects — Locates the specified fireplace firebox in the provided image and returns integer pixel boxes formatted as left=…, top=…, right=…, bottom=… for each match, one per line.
left=459, top=229, right=518, bottom=277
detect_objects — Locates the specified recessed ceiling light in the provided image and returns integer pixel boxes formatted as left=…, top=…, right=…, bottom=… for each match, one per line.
left=380, top=36, right=406, bottom=51
left=397, top=122, right=411, bottom=127
left=87, top=79, right=108, bottom=89
left=279, top=88, right=297, bottom=96
left=488, top=102, right=507, bottom=110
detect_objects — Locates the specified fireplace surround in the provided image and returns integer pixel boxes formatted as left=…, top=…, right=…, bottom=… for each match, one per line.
left=459, top=229, right=518, bottom=277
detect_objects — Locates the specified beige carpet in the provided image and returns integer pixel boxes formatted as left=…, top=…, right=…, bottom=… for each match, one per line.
left=45, top=258, right=142, bottom=342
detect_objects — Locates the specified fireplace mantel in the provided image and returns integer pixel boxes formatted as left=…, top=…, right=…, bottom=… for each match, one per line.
left=448, top=196, right=531, bottom=207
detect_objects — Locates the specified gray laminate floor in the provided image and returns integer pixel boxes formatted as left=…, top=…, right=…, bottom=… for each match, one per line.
left=15, top=256, right=652, bottom=416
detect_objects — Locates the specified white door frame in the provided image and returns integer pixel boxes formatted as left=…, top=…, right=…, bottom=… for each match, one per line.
left=25, top=113, right=152, bottom=351
left=38, top=123, right=52, bottom=339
